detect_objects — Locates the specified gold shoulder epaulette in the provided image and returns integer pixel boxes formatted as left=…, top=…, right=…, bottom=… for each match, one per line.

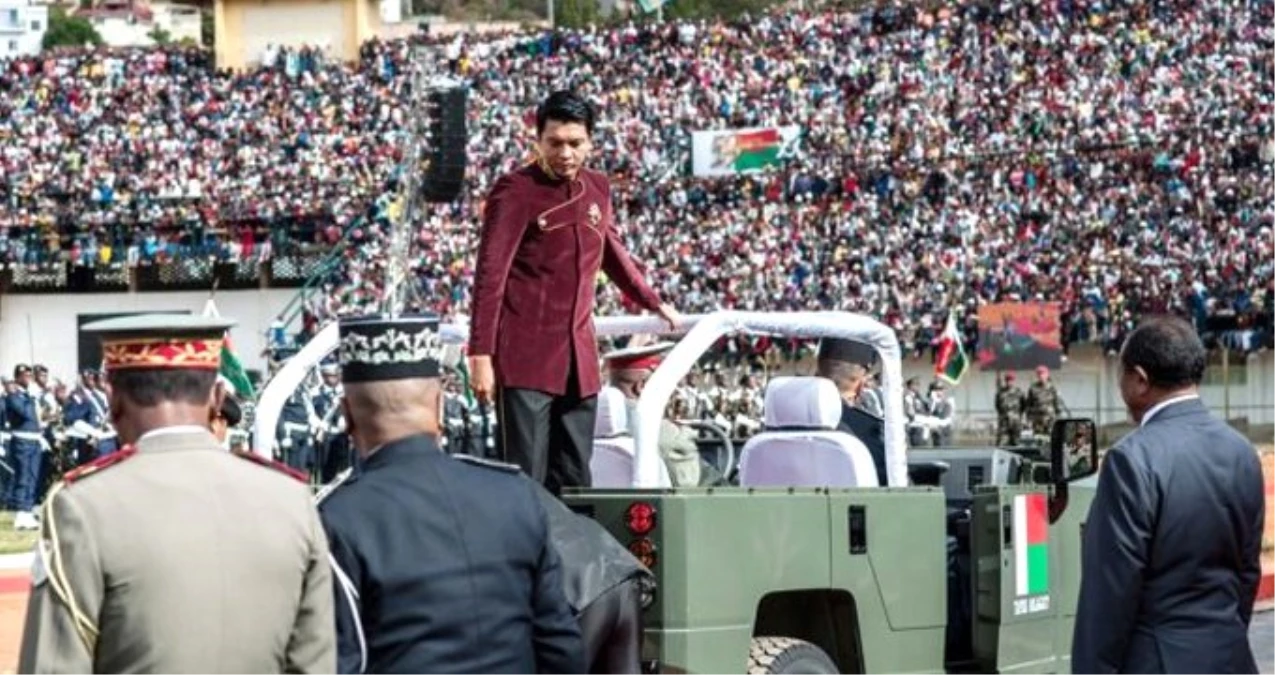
left=233, top=451, right=309, bottom=483
left=63, top=446, right=138, bottom=485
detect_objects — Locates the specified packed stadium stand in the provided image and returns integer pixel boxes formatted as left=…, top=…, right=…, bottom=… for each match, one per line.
left=0, top=0, right=1271, bottom=357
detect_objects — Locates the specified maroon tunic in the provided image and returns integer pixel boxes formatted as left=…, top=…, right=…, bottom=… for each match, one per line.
left=469, top=162, right=663, bottom=397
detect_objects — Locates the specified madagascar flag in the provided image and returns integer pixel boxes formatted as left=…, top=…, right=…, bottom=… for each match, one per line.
left=934, top=312, right=969, bottom=385
left=733, top=129, right=783, bottom=172
left=1014, top=493, right=1049, bottom=596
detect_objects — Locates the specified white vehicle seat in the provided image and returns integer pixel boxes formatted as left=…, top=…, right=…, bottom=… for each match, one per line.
left=590, top=387, right=671, bottom=488
left=738, top=377, right=880, bottom=488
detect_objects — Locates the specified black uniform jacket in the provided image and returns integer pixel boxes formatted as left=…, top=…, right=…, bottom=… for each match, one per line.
left=318, top=433, right=585, bottom=674
left=837, top=401, right=887, bottom=486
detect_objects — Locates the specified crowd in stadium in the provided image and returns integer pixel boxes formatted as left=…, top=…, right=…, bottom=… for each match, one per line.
left=1, top=0, right=1271, bottom=353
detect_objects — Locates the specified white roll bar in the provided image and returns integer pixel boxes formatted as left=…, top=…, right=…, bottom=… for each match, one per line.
left=250, top=310, right=907, bottom=489
left=250, top=315, right=695, bottom=457
left=630, top=311, right=907, bottom=488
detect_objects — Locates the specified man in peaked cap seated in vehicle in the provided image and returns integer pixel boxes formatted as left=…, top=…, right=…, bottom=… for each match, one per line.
left=316, top=313, right=585, bottom=674
left=19, top=313, right=335, bottom=674
left=604, top=341, right=723, bottom=487
left=815, top=338, right=887, bottom=485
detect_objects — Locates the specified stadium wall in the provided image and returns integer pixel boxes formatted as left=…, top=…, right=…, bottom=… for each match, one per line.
left=214, top=0, right=383, bottom=69
left=890, top=346, right=1274, bottom=439
left=0, top=289, right=293, bottom=379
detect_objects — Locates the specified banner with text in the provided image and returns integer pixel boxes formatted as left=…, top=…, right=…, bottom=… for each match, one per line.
left=690, top=125, right=801, bottom=177
left=976, top=302, right=1064, bottom=371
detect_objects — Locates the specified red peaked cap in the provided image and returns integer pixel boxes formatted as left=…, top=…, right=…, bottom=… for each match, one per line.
left=603, top=342, right=675, bottom=372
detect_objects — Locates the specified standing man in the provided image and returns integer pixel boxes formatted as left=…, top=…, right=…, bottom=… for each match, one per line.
left=1073, top=316, right=1264, bottom=673
left=814, top=338, right=887, bottom=485
left=902, top=376, right=928, bottom=448
left=1025, top=365, right=1063, bottom=440
left=994, top=372, right=1024, bottom=446
left=20, top=314, right=334, bottom=673
left=320, top=314, right=585, bottom=674
left=5, top=365, right=43, bottom=531
left=927, top=381, right=954, bottom=447
left=468, top=90, right=680, bottom=494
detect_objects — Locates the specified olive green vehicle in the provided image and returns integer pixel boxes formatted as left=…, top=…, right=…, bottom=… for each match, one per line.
left=251, top=309, right=1102, bottom=674
left=560, top=311, right=1102, bottom=674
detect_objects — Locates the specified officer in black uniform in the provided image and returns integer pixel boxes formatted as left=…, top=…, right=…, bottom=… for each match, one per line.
left=317, top=314, right=585, bottom=674
left=815, top=338, right=887, bottom=485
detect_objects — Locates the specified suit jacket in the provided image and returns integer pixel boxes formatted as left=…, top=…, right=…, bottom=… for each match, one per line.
left=469, top=163, right=663, bottom=397
left=837, top=401, right=886, bottom=486
left=19, top=428, right=335, bottom=674
left=318, top=433, right=584, bottom=674
left=1072, top=398, right=1264, bottom=674
left=529, top=480, right=651, bottom=614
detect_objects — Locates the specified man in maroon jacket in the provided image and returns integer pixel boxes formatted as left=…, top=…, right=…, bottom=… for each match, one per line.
left=468, top=90, right=680, bottom=494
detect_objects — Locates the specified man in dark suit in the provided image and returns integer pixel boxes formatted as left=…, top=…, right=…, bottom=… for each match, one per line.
left=815, top=338, right=886, bottom=485
left=531, top=481, right=652, bottom=674
left=468, top=90, right=680, bottom=495
left=1073, top=316, right=1265, bottom=674
left=319, top=314, right=585, bottom=674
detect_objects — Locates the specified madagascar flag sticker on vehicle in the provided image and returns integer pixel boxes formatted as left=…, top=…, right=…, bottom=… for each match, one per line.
left=1014, top=493, right=1050, bottom=598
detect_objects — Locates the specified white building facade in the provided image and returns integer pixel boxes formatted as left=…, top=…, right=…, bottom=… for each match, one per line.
left=79, top=0, right=201, bottom=47
left=0, top=0, right=48, bottom=58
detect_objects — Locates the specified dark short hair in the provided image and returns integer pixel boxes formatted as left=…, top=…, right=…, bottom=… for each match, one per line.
left=536, top=90, right=595, bottom=136
left=220, top=395, right=243, bottom=426
left=1120, top=316, right=1207, bottom=389
left=817, top=359, right=868, bottom=390
left=108, top=369, right=217, bottom=407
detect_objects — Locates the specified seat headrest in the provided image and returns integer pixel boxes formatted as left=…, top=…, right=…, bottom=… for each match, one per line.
left=594, top=387, right=630, bottom=438
left=763, top=377, right=841, bottom=431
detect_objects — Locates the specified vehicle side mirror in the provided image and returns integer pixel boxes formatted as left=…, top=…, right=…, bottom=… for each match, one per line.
left=1049, top=418, right=1099, bottom=484
left=1046, top=418, right=1099, bottom=523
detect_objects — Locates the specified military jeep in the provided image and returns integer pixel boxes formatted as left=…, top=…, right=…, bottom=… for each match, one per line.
left=253, top=310, right=1100, bottom=674
left=560, top=311, right=1100, bottom=674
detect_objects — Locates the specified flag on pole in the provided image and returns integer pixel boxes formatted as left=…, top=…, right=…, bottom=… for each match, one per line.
left=455, top=355, right=475, bottom=408
left=934, top=311, right=969, bottom=385
left=203, top=298, right=255, bottom=399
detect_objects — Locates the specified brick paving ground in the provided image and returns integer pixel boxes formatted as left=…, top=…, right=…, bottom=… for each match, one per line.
left=0, top=571, right=28, bottom=674
left=0, top=579, right=1269, bottom=668
left=0, top=446, right=1267, bottom=673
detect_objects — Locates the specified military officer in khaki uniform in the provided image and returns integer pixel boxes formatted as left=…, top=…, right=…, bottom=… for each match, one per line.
left=604, top=342, right=720, bottom=487
left=19, top=314, right=335, bottom=674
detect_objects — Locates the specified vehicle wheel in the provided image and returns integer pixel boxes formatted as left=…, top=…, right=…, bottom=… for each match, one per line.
left=748, top=636, right=838, bottom=674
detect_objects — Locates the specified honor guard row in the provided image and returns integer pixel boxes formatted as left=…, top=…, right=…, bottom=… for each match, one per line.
left=4, top=363, right=118, bottom=531
left=275, top=361, right=353, bottom=483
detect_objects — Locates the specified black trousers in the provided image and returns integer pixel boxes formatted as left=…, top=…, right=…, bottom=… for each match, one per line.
left=578, top=577, right=643, bottom=675
left=498, top=378, right=597, bottom=495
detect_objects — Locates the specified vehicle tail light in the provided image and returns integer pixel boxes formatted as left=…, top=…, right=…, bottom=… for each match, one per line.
left=628, top=538, right=658, bottom=569
left=625, top=501, right=657, bottom=535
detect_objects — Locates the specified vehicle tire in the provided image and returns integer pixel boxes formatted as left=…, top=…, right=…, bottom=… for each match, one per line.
left=747, top=636, right=839, bottom=674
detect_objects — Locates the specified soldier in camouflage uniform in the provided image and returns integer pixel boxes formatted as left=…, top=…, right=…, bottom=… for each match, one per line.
left=1025, top=365, right=1063, bottom=438
left=994, top=372, right=1025, bottom=446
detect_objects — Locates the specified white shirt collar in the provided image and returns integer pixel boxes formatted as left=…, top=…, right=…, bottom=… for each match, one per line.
left=137, top=425, right=213, bottom=443
left=1140, top=393, right=1200, bottom=427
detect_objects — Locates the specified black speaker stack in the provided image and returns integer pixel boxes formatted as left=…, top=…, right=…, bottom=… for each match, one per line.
left=420, top=86, right=468, bottom=203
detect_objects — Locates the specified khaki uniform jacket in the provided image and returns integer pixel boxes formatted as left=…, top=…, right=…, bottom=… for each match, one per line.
left=19, top=427, right=335, bottom=674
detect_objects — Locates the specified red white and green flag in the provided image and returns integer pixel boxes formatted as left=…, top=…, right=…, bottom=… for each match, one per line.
left=934, top=312, right=969, bottom=385
left=1014, top=493, right=1049, bottom=596
left=691, top=125, right=801, bottom=177
left=203, top=298, right=255, bottom=400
